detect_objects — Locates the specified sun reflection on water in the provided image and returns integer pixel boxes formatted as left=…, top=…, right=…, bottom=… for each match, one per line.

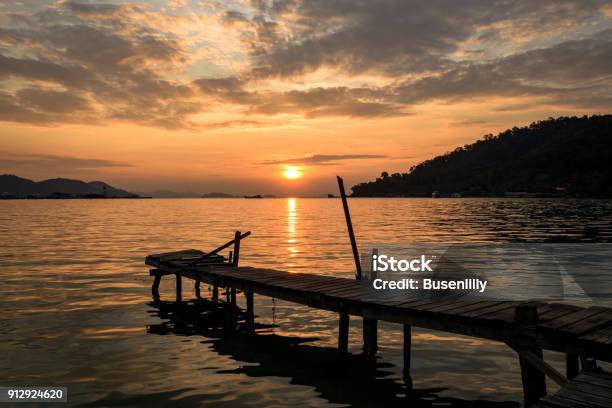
left=287, top=198, right=299, bottom=270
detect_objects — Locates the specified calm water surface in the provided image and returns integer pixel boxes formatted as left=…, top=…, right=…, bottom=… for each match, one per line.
left=2, top=198, right=612, bottom=407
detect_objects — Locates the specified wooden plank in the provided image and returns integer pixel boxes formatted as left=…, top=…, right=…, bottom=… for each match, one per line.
left=440, top=301, right=508, bottom=316
left=398, top=298, right=447, bottom=310
left=576, top=371, right=612, bottom=386
left=541, top=308, right=610, bottom=331
left=362, top=293, right=423, bottom=307
left=324, top=285, right=368, bottom=299
left=580, top=326, right=612, bottom=345
left=541, top=394, right=594, bottom=408
left=411, top=299, right=467, bottom=312
left=557, top=308, right=612, bottom=335
left=555, top=386, right=612, bottom=408
left=538, top=304, right=584, bottom=322
left=565, top=379, right=612, bottom=399
left=315, top=280, right=362, bottom=292
left=421, top=300, right=492, bottom=314
left=461, top=302, right=519, bottom=319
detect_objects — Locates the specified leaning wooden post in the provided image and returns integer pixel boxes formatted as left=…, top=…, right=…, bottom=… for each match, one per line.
left=337, top=176, right=366, bottom=358
left=515, top=303, right=546, bottom=406
left=337, top=176, right=362, bottom=279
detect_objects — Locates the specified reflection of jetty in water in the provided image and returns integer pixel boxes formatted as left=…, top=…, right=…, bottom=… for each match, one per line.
left=146, top=298, right=518, bottom=408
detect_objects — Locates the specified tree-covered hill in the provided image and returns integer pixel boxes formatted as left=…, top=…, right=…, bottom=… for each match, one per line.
left=351, top=115, right=612, bottom=197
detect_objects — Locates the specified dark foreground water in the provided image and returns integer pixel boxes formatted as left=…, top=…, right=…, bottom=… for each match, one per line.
left=1, top=198, right=612, bottom=407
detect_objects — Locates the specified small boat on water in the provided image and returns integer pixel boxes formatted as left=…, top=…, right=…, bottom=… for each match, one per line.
left=244, top=194, right=263, bottom=199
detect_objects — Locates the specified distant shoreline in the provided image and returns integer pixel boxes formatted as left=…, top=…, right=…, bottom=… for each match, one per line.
left=0, top=196, right=152, bottom=200
left=2, top=195, right=611, bottom=200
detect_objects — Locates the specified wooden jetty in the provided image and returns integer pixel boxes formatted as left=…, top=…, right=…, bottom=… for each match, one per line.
left=146, top=232, right=612, bottom=407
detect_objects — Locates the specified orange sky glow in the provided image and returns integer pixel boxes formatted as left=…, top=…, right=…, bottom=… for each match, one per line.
left=0, top=1, right=610, bottom=195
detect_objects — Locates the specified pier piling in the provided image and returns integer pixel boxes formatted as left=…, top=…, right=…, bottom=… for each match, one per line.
left=566, top=353, right=580, bottom=379
left=175, top=273, right=182, bottom=301
left=515, top=303, right=546, bottom=406
left=245, top=291, right=254, bottom=330
left=338, top=310, right=350, bottom=358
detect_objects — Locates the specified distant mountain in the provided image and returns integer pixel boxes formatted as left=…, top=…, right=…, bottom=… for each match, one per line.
left=202, top=192, right=235, bottom=198
left=142, top=190, right=201, bottom=198
left=0, top=175, right=138, bottom=198
left=351, top=115, right=612, bottom=198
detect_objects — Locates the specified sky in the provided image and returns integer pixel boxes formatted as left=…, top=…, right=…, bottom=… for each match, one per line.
left=0, top=0, right=611, bottom=195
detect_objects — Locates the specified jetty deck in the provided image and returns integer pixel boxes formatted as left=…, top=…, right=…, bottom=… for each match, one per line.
left=146, top=244, right=612, bottom=407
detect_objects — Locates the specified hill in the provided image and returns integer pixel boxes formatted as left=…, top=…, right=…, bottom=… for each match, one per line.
left=0, top=175, right=138, bottom=198
left=351, top=115, right=612, bottom=198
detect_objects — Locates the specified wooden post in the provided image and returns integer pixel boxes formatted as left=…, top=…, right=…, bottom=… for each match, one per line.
left=175, top=273, right=182, bottom=302
left=515, top=303, right=546, bottom=406
left=224, top=231, right=241, bottom=306
left=230, top=288, right=237, bottom=307
left=337, top=176, right=362, bottom=279
left=233, top=230, right=241, bottom=267
left=404, top=324, right=412, bottom=372
left=362, top=319, right=378, bottom=356
left=151, top=271, right=161, bottom=301
left=566, top=353, right=579, bottom=380
left=194, top=280, right=201, bottom=298
left=338, top=310, right=350, bottom=359
left=245, top=291, right=254, bottom=330
left=404, top=324, right=413, bottom=388
left=212, top=284, right=219, bottom=303
left=363, top=248, right=378, bottom=355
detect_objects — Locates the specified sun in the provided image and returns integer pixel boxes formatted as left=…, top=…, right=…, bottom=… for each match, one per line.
left=282, top=166, right=302, bottom=180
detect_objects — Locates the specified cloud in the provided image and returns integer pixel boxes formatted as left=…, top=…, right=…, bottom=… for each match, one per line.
left=259, top=154, right=388, bottom=166
left=247, top=0, right=612, bottom=78
left=194, top=80, right=408, bottom=118
left=202, top=119, right=265, bottom=129
left=0, top=153, right=131, bottom=171
left=0, top=1, right=197, bottom=128
left=391, top=30, right=612, bottom=109
left=0, top=1, right=610, bottom=129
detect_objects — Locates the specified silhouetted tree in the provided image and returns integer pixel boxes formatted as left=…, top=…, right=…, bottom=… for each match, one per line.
left=351, top=115, right=612, bottom=198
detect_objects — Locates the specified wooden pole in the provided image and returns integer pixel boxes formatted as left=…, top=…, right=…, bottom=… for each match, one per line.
left=212, top=284, right=219, bottom=303
left=194, top=280, right=201, bottom=298
left=566, top=353, right=579, bottom=380
left=245, top=291, right=254, bottom=330
left=151, top=270, right=161, bottom=301
left=175, top=273, right=182, bottom=302
left=230, top=288, right=237, bottom=307
left=337, top=176, right=362, bottom=280
left=338, top=310, right=350, bottom=359
left=404, top=324, right=413, bottom=388
left=233, top=230, right=241, bottom=267
left=363, top=248, right=378, bottom=355
left=230, top=230, right=241, bottom=306
left=515, top=303, right=546, bottom=406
